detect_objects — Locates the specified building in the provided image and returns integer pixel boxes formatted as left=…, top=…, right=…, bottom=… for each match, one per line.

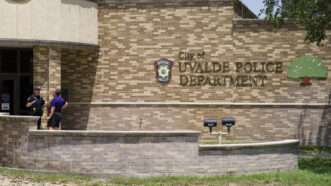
left=0, top=0, right=330, bottom=146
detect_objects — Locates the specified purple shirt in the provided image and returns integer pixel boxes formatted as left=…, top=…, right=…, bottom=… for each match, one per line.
left=50, top=96, right=65, bottom=112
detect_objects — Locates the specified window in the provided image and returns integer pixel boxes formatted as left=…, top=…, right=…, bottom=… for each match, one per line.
left=0, top=50, right=18, bottom=73
left=0, top=48, right=33, bottom=115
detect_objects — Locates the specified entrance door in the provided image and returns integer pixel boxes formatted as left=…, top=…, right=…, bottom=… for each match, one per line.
left=0, top=78, right=17, bottom=114
left=0, top=48, right=33, bottom=115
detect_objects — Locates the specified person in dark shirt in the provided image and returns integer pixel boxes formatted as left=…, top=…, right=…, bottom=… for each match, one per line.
left=47, top=88, right=68, bottom=130
left=26, top=87, right=45, bottom=130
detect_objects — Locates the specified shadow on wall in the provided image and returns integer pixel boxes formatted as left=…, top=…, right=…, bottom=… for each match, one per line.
left=318, top=91, right=331, bottom=146
left=299, top=90, right=331, bottom=147
left=61, top=0, right=96, bottom=8
left=61, top=48, right=98, bottom=130
left=298, top=107, right=308, bottom=145
left=5, top=0, right=96, bottom=8
left=5, top=0, right=31, bottom=4
left=99, top=0, right=232, bottom=9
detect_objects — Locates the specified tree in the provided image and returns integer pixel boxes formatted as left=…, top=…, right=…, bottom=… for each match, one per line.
left=288, top=55, right=328, bottom=85
left=261, top=0, right=331, bottom=45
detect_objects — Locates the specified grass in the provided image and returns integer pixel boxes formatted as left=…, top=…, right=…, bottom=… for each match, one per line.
left=1, top=157, right=331, bottom=186
left=0, top=167, right=95, bottom=185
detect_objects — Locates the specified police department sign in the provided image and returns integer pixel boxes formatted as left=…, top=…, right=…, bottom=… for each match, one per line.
left=178, top=51, right=284, bottom=88
left=155, top=58, right=173, bottom=84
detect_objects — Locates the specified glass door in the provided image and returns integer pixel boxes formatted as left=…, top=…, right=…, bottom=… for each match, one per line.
left=0, top=48, right=33, bottom=115
left=0, top=78, right=17, bottom=114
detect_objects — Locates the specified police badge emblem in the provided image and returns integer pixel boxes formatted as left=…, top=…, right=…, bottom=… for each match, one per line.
left=154, top=58, right=174, bottom=84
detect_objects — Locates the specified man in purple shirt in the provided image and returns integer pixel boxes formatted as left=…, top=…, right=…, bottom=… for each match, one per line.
left=47, top=88, right=68, bottom=130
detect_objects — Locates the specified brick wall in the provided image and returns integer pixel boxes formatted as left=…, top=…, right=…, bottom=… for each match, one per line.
left=232, top=19, right=331, bottom=103
left=1, top=129, right=298, bottom=177
left=33, top=46, right=49, bottom=99
left=0, top=116, right=299, bottom=176
left=61, top=48, right=98, bottom=102
left=33, top=46, right=63, bottom=127
left=0, top=116, right=37, bottom=167
left=63, top=105, right=331, bottom=146
left=96, top=0, right=234, bottom=102
left=57, top=0, right=331, bottom=146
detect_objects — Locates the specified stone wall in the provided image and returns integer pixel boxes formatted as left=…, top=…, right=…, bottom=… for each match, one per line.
left=0, top=127, right=299, bottom=177
left=63, top=105, right=331, bottom=146
left=47, top=0, right=331, bottom=146
left=33, top=46, right=63, bottom=101
left=232, top=19, right=331, bottom=103
left=33, top=46, right=63, bottom=127
left=95, top=0, right=234, bottom=102
left=0, top=116, right=38, bottom=167
left=61, top=48, right=98, bottom=102
left=91, top=0, right=331, bottom=103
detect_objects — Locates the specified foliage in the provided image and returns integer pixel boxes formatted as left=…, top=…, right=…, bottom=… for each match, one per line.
left=0, top=167, right=94, bottom=185
left=301, top=145, right=331, bottom=153
left=299, top=157, right=331, bottom=174
left=261, top=0, right=331, bottom=45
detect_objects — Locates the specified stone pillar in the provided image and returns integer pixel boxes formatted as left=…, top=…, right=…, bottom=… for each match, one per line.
left=33, top=46, right=62, bottom=128
left=33, top=46, right=49, bottom=100
left=48, top=47, right=62, bottom=100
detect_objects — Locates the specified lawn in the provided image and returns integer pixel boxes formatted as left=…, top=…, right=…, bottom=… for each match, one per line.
left=0, top=157, right=331, bottom=186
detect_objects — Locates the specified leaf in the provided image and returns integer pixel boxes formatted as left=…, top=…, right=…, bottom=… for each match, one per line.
left=261, top=0, right=331, bottom=44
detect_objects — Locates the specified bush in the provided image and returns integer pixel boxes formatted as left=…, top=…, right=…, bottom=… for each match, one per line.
left=299, top=157, right=331, bottom=174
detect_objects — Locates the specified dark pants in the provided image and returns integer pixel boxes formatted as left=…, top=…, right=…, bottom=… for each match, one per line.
left=37, top=117, right=42, bottom=130
left=47, top=112, right=63, bottom=129
left=33, top=112, right=43, bottom=130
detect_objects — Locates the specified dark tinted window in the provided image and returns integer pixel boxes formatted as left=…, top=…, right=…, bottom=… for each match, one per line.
left=20, top=50, right=33, bottom=73
left=0, top=48, right=33, bottom=115
left=19, top=76, right=33, bottom=115
left=0, top=50, right=18, bottom=73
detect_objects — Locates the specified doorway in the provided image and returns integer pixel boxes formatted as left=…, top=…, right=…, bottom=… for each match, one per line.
left=0, top=79, right=16, bottom=114
left=0, top=48, right=33, bottom=115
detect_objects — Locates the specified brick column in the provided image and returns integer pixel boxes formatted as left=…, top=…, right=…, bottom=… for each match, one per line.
left=48, top=47, right=62, bottom=100
left=33, top=46, right=62, bottom=128
left=33, top=46, right=49, bottom=100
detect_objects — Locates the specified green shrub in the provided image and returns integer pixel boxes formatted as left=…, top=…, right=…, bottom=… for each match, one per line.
left=299, top=157, right=331, bottom=174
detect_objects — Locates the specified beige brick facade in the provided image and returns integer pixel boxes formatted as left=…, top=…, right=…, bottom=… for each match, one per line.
left=48, top=48, right=62, bottom=100
left=32, top=0, right=331, bottom=146
left=33, top=46, right=49, bottom=98
left=33, top=46, right=62, bottom=127
left=33, top=46, right=62, bottom=100
left=0, top=118, right=299, bottom=176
